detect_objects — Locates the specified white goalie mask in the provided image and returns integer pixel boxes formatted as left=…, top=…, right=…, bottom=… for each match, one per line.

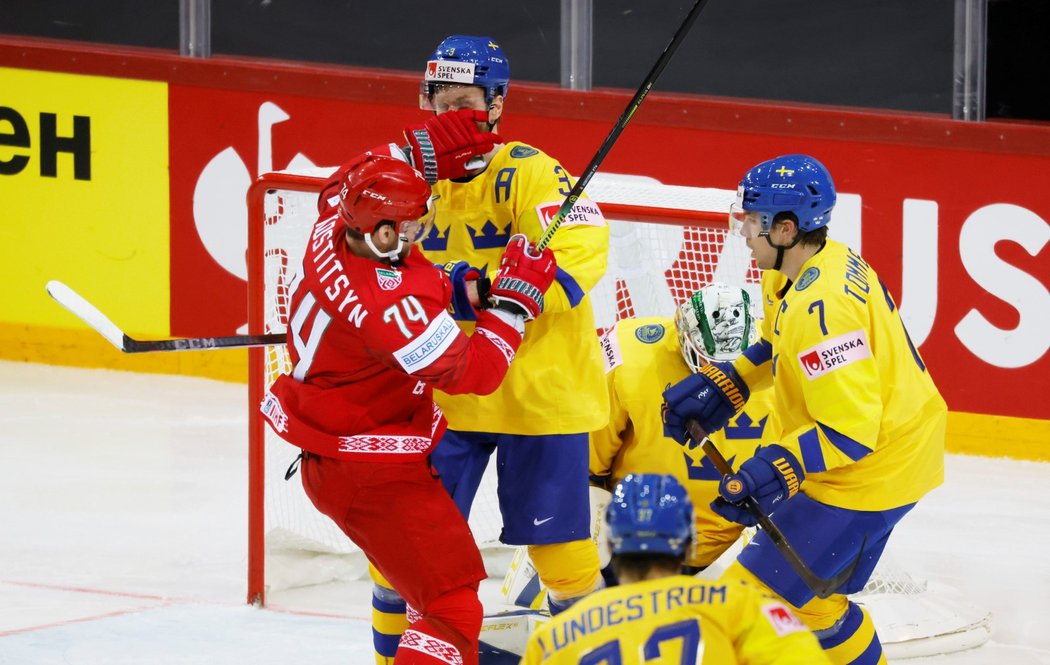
left=674, top=283, right=757, bottom=373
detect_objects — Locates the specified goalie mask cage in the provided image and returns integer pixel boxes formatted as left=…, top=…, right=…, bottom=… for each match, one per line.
left=246, top=169, right=989, bottom=659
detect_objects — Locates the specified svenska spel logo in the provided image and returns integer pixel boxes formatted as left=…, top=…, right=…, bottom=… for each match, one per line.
left=799, top=350, right=823, bottom=376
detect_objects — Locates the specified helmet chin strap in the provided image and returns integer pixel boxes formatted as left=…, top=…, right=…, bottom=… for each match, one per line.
left=763, top=232, right=803, bottom=272
left=364, top=233, right=407, bottom=263
left=486, top=109, right=501, bottom=133
left=486, top=95, right=503, bottom=132
left=773, top=246, right=786, bottom=272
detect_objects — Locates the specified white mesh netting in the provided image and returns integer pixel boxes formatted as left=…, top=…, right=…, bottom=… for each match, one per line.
left=257, top=171, right=749, bottom=567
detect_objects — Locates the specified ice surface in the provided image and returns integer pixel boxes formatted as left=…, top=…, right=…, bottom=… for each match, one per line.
left=1, top=360, right=1048, bottom=664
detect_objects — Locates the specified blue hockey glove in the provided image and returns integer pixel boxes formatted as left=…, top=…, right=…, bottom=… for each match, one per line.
left=661, top=361, right=749, bottom=445
left=711, top=444, right=805, bottom=526
left=441, top=261, right=490, bottom=321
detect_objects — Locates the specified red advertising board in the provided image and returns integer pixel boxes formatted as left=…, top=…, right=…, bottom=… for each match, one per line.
left=3, top=37, right=1047, bottom=421
left=168, top=81, right=1049, bottom=420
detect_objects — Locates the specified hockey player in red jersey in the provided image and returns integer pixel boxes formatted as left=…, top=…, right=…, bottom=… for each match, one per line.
left=260, top=152, right=557, bottom=665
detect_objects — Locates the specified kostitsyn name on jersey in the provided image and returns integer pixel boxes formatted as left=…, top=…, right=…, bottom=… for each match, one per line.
left=311, top=214, right=369, bottom=327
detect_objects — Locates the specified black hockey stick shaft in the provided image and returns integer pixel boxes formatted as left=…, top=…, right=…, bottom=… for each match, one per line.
left=536, top=0, right=711, bottom=251
left=687, top=420, right=863, bottom=599
left=122, top=332, right=286, bottom=353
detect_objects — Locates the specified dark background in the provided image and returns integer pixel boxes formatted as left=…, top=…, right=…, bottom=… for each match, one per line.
left=2, top=0, right=1045, bottom=120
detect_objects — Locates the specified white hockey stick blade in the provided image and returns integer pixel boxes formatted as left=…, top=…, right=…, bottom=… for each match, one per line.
left=46, top=280, right=128, bottom=351
left=45, top=280, right=286, bottom=353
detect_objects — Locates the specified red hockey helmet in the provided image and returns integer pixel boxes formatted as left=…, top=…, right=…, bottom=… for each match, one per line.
left=337, top=154, right=435, bottom=244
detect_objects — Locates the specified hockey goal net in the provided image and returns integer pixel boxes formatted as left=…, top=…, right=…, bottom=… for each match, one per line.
left=246, top=169, right=989, bottom=658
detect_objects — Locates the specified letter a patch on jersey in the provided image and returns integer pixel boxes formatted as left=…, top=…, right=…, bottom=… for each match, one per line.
left=797, top=329, right=871, bottom=380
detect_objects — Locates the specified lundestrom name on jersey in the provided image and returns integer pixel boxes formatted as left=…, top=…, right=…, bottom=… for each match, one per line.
left=797, top=329, right=871, bottom=380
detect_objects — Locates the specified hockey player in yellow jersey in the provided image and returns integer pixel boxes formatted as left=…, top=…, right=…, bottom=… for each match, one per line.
left=591, top=283, right=774, bottom=573
left=420, top=34, right=608, bottom=611
left=522, top=473, right=830, bottom=664
left=662, top=155, right=946, bottom=665
left=365, top=35, right=608, bottom=664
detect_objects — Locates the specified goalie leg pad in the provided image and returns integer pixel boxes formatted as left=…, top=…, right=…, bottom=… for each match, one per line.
left=480, top=610, right=551, bottom=662
left=500, top=546, right=546, bottom=610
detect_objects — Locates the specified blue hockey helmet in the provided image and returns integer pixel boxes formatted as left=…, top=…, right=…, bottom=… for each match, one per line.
left=732, top=154, right=837, bottom=233
left=421, top=35, right=510, bottom=109
left=607, top=474, right=694, bottom=558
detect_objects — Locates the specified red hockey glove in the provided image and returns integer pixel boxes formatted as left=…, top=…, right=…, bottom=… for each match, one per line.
left=489, top=235, right=557, bottom=321
left=404, top=109, right=500, bottom=184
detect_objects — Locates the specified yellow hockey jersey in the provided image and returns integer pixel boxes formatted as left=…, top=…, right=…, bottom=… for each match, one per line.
left=733, top=239, right=945, bottom=510
left=425, top=141, right=610, bottom=435
left=521, top=575, right=830, bottom=664
left=591, top=317, right=774, bottom=568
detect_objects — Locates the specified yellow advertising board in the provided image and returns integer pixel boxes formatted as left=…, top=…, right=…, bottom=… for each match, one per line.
left=0, top=67, right=169, bottom=335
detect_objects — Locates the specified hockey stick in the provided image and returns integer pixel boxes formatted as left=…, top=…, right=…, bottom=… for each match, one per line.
left=536, top=0, right=711, bottom=251
left=687, top=420, right=864, bottom=599
left=46, top=280, right=286, bottom=353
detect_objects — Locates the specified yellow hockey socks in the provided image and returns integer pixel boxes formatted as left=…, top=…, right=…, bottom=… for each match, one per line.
left=815, top=603, right=886, bottom=665
left=528, top=539, right=602, bottom=615
left=369, top=565, right=408, bottom=664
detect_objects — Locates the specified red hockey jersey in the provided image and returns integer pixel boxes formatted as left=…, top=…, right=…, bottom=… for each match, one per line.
left=261, top=210, right=522, bottom=462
